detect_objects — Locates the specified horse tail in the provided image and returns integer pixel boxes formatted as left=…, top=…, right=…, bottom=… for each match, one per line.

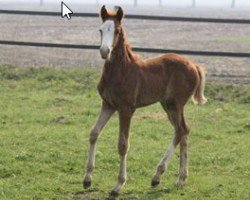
left=192, top=65, right=207, bottom=105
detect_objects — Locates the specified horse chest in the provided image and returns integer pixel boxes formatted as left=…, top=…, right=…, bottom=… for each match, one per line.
left=98, top=79, right=136, bottom=107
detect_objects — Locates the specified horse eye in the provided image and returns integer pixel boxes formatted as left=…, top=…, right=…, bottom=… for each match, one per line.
left=99, top=29, right=102, bottom=34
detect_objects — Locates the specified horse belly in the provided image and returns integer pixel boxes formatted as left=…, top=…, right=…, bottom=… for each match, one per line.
left=136, top=83, right=165, bottom=108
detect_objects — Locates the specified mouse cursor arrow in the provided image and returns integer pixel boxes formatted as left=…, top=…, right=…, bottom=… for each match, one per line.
left=61, top=2, right=73, bottom=20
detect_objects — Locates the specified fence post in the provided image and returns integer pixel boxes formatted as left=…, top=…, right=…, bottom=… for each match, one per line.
left=134, top=0, right=138, bottom=7
left=231, top=0, right=236, bottom=8
left=192, top=0, right=196, bottom=8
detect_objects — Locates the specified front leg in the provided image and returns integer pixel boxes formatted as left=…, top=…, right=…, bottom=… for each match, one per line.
left=111, top=107, right=135, bottom=195
left=83, top=101, right=115, bottom=189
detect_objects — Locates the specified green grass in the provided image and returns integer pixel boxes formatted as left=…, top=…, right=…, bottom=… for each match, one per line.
left=0, top=66, right=249, bottom=200
left=218, top=36, right=250, bottom=44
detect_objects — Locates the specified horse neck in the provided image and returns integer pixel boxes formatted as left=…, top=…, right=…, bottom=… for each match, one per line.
left=104, top=31, right=136, bottom=75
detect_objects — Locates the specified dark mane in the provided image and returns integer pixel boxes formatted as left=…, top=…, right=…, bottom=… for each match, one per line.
left=125, top=43, right=141, bottom=62
left=113, top=27, right=141, bottom=64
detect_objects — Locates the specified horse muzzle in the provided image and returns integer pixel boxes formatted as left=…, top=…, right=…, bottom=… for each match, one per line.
left=100, top=46, right=110, bottom=60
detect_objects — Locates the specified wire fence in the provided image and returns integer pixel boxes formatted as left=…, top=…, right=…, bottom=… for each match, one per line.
left=0, top=9, right=250, bottom=58
left=1, top=40, right=250, bottom=58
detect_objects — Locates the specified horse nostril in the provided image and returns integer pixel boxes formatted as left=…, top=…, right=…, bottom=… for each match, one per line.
left=102, top=46, right=109, bottom=53
left=100, top=46, right=110, bottom=59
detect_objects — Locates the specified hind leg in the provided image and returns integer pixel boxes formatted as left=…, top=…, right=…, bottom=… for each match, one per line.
left=151, top=99, right=189, bottom=187
left=173, top=108, right=190, bottom=187
left=177, top=132, right=189, bottom=187
left=151, top=135, right=177, bottom=187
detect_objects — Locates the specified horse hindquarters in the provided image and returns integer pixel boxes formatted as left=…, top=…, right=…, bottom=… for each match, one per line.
left=151, top=67, right=196, bottom=187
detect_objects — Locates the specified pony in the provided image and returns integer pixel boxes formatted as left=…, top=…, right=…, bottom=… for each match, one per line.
left=83, top=5, right=207, bottom=195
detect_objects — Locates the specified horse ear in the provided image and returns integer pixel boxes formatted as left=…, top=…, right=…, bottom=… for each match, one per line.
left=100, top=5, right=108, bottom=22
left=115, top=6, right=124, bottom=23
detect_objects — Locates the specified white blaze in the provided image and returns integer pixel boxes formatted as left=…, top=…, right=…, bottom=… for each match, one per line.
left=100, top=20, right=115, bottom=60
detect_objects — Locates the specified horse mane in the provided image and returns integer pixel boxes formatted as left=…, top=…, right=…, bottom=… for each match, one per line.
left=125, top=43, right=141, bottom=62
left=120, top=30, right=141, bottom=63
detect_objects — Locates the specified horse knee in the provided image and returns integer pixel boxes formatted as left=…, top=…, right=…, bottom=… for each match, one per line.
left=165, top=99, right=177, bottom=110
left=118, top=138, right=128, bottom=156
left=174, top=127, right=188, bottom=146
left=186, top=126, right=190, bottom=135
left=183, top=123, right=190, bottom=135
left=89, top=128, right=99, bottom=144
left=178, top=116, right=189, bottom=136
left=180, top=127, right=189, bottom=140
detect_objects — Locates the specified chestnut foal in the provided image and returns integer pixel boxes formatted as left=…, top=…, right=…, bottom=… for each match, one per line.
left=83, top=6, right=207, bottom=195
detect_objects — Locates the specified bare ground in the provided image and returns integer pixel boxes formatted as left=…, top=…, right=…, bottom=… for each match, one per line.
left=0, top=4, right=249, bottom=84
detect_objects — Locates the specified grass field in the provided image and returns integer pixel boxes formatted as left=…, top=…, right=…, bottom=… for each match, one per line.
left=0, top=66, right=249, bottom=200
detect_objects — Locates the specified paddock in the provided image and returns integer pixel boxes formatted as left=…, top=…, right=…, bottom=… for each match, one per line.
left=0, top=4, right=249, bottom=200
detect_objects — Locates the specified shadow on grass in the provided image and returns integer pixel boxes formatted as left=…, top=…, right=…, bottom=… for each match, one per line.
left=140, top=187, right=173, bottom=200
left=73, top=188, right=127, bottom=200
left=73, top=188, right=106, bottom=200
left=73, top=186, right=175, bottom=200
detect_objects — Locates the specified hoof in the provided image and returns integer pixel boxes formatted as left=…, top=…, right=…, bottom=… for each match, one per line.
left=109, top=190, right=119, bottom=197
left=151, top=180, right=160, bottom=187
left=83, top=180, right=91, bottom=189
